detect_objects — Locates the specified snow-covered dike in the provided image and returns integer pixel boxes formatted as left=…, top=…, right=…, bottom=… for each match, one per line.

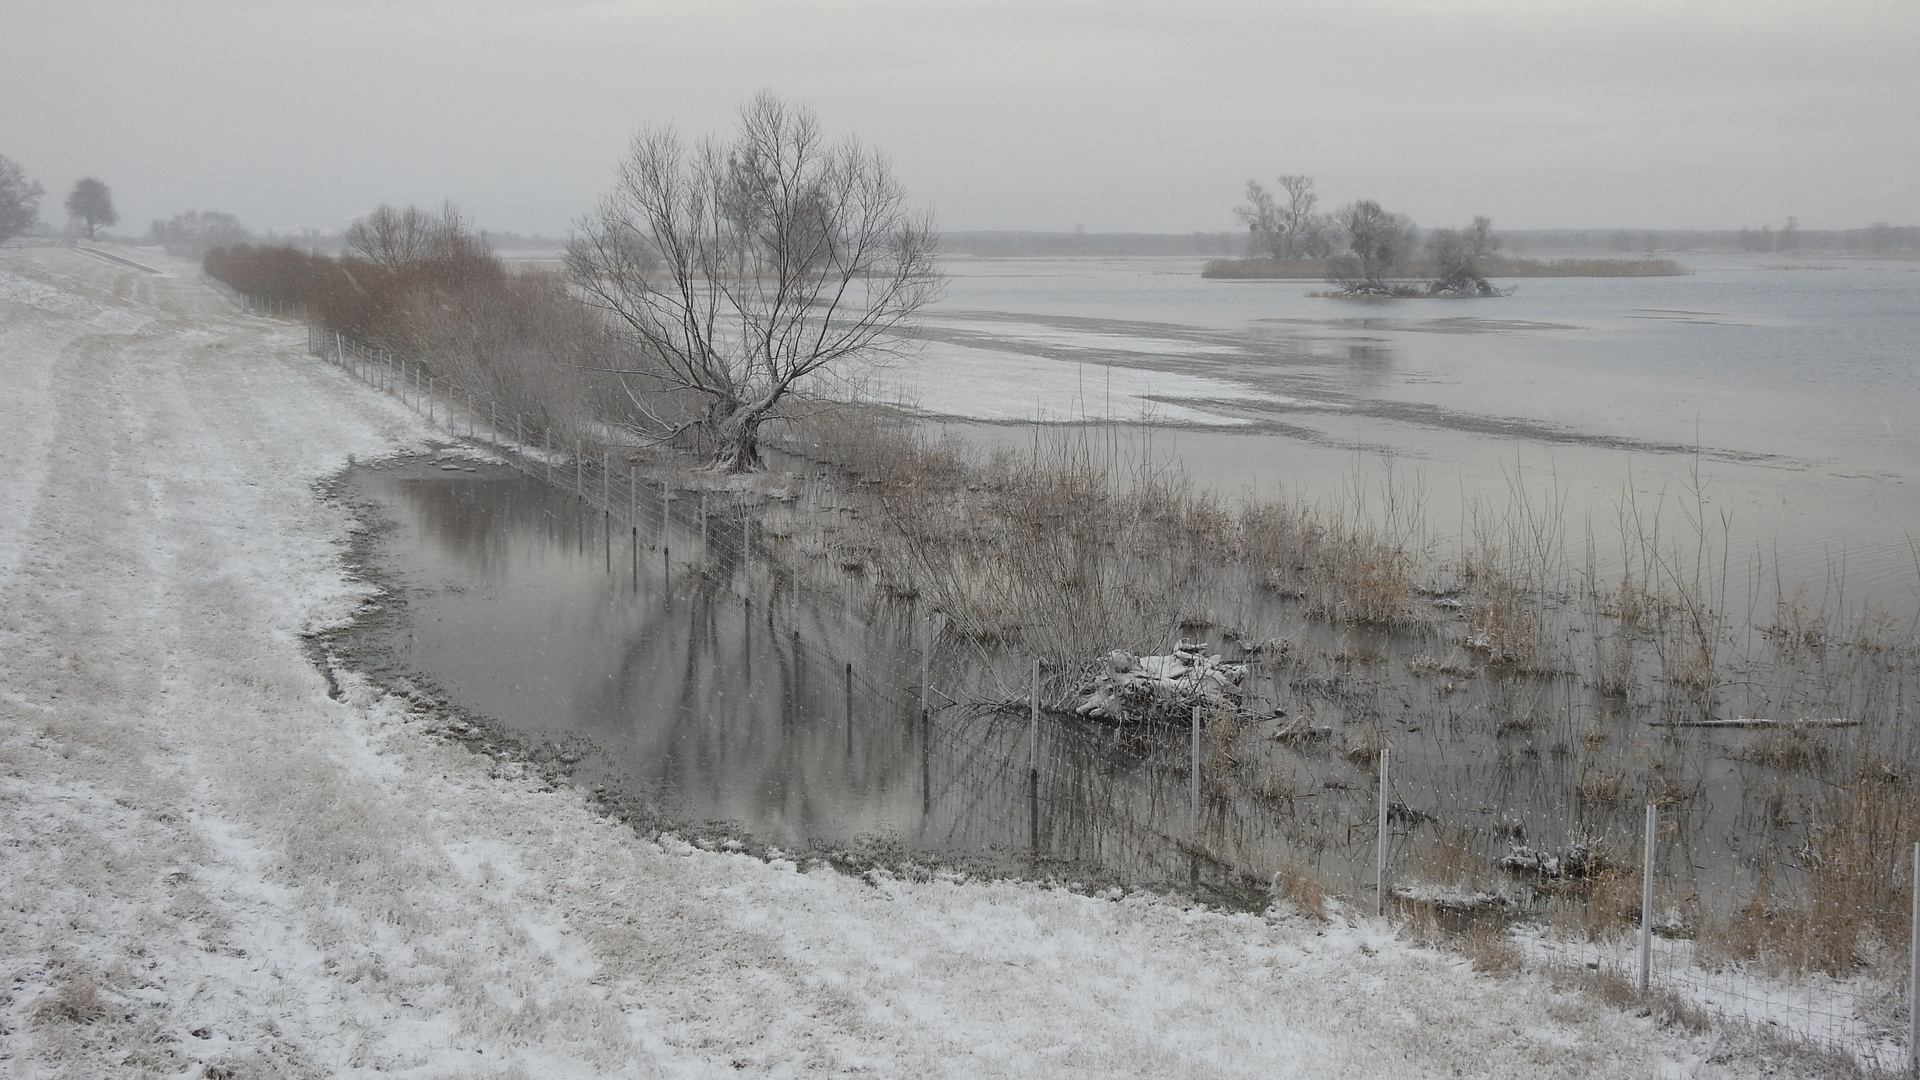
left=0, top=246, right=1747, bottom=1077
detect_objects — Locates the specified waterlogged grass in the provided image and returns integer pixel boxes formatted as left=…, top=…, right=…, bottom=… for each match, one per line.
left=761, top=408, right=1920, bottom=989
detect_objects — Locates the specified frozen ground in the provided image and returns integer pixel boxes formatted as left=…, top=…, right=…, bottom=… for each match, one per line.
left=0, top=245, right=1782, bottom=1077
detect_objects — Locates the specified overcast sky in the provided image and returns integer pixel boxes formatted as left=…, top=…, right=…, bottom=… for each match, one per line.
left=4, top=0, right=1916, bottom=237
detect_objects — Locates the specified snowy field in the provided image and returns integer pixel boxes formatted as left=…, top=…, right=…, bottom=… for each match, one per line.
left=0, top=245, right=1780, bottom=1077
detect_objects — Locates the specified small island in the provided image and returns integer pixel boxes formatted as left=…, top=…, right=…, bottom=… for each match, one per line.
left=1202, top=175, right=1685, bottom=293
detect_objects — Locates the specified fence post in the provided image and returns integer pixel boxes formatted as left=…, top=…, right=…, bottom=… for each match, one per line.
left=1376, top=746, right=1390, bottom=917
left=1639, top=802, right=1657, bottom=995
left=1909, top=841, right=1918, bottom=1078
left=920, top=629, right=932, bottom=816
left=1191, top=703, right=1203, bottom=887
left=1029, top=658, right=1040, bottom=856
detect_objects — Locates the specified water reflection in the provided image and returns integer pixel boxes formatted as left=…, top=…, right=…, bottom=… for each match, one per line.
left=351, top=455, right=1913, bottom=916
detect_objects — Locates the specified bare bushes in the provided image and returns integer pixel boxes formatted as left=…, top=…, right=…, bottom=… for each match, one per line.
left=206, top=206, right=617, bottom=442
left=1704, top=771, right=1920, bottom=977
left=794, top=417, right=1433, bottom=675
left=394, top=269, right=614, bottom=436
left=202, top=244, right=330, bottom=310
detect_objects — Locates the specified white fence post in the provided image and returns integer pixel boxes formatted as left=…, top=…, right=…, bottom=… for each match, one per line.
left=1190, top=704, right=1202, bottom=844
left=920, top=628, right=933, bottom=816
left=1639, top=803, right=1658, bottom=995
left=1029, top=658, right=1041, bottom=855
left=1909, top=840, right=1918, bottom=1078
left=1376, top=746, right=1390, bottom=917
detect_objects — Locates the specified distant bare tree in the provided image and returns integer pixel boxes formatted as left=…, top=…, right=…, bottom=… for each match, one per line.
left=0, top=155, right=42, bottom=243
left=1465, top=215, right=1498, bottom=258
left=344, top=204, right=470, bottom=272
left=148, top=210, right=249, bottom=257
left=65, top=177, right=117, bottom=240
left=1425, top=217, right=1499, bottom=297
left=1334, top=199, right=1417, bottom=291
left=1236, top=174, right=1334, bottom=259
left=569, top=91, right=942, bottom=472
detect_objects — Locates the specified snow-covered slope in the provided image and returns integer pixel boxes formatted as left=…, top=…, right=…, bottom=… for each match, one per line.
left=0, top=246, right=1751, bottom=1077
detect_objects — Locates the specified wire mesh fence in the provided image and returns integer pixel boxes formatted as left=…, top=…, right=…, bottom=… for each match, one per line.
left=278, top=311, right=1919, bottom=1074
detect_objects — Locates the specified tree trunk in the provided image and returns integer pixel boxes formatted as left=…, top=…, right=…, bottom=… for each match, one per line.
left=708, top=399, right=764, bottom=473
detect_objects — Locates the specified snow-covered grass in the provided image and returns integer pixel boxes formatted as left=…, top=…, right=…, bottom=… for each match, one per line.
left=0, top=245, right=1824, bottom=1077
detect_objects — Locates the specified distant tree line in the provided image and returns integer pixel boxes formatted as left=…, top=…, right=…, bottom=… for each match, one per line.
left=148, top=210, right=250, bottom=257
left=1733, top=218, right=1920, bottom=255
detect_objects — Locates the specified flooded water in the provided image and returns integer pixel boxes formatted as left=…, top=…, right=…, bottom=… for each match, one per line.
left=347, top=458, right=1246, bottom=889
left=347, top=442, right=1915, bottom=921
left=885, top=255, right=1920, bottom=609
left=339, top=255, right=1920, bottom=923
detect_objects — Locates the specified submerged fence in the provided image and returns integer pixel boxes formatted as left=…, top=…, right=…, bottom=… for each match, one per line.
left=278, top=306, right=1919, bottom=1074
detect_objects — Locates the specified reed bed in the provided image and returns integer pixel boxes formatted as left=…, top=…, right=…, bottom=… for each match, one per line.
left=769, top=407, right=1920, bottom=989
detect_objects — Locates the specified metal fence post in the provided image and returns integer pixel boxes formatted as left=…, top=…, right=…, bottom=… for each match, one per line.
left=1191, top=703, right=1204, bottom=887
left=1639, top=803, right=1658, bottom=995
left=1029, top=659, right=1040, bottom=855
left=1909, top=841, right=1918, bottom=1078
left=1376, top=746, right=1390, bottom=917
left=920, top=629, right=932, bottom=816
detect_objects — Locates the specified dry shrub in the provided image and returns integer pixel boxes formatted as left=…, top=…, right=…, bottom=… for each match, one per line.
left=1459, top=922, right=1522, bottom=974
left=1575, top=765, right=1629, bottom=805
left=1465, top=585, right=1535, bottom=666
left=1706, top=770, right=1920, bottom=976
left=1740, top=725, right=1833, bottom=773
left=1341, top=725, right=1384, bottom=769
left=1271, top=863, right=1327, bottom=920
left=1540, top=863, right=1641, bottom=942
left=1591, top=627, right=1638, bottom=698
left=32, top=978, right=107, bottom=1026
left=202, top=243, right=330, bottom=309
left=1416, top=828, right=1490, bottom=891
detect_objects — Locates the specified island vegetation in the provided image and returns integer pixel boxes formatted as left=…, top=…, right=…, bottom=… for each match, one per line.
left=1206, top=174, right=1685, bottom=288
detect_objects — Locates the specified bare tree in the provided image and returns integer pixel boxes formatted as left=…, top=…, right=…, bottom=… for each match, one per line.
left=0, top=155, right=42, bottom=243
left=1334, top=199, right=1416, bottom=291
left=1235, top=174, right=1333, bottom=259
left=568, top=92, right=942, bottom=472
left=65, top=177, right=117, bottom=240
left=1425, top=224, right=1498, bottom=296
left=1465, top=214, right=1498, bottom=259
left=1235, top=180, right=1282, bottom=257
left=345, top=203, right=475, bottom=272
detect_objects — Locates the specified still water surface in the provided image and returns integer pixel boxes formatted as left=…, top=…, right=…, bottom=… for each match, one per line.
left=886, top=255, right=1920, bottom=607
